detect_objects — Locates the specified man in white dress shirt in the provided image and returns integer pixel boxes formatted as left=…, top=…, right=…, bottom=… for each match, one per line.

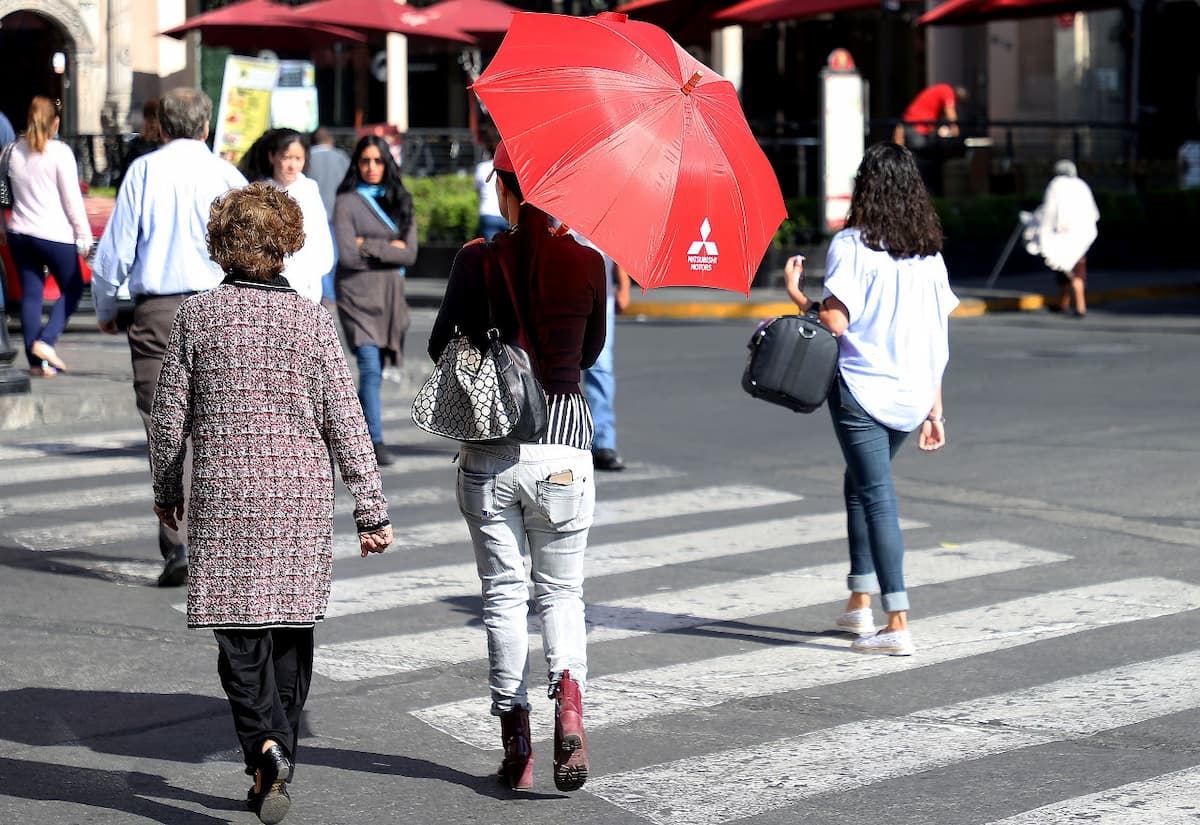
left=92, top=87, right=247, bottom=586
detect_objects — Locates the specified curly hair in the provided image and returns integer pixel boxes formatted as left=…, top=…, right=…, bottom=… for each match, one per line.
left=207, top=183, right=305, bottom=281
left=845, top=142, right=943, bottom=259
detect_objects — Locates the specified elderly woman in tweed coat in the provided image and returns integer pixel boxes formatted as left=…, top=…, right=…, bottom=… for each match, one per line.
left=150, top=183, right=393, bottom=825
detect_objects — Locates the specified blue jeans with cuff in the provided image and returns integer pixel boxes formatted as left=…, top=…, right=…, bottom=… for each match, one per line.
left=828, top=374, right=911, bottom=613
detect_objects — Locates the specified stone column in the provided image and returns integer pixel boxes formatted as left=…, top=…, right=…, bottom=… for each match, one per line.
left=386, top=31, right=409, bottom=132
left=102, top=0, right=132, bottom=133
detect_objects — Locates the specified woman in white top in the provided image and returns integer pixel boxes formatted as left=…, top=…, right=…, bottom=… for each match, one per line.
left=238, top=128, right=333, bottom=304
left=787, top=142, right=958, bottom=656
left=0, top=96, right=93, bottom=375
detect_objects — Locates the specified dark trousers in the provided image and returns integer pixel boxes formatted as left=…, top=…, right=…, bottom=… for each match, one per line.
left=7, top=233, right=84, bottom=367
left=214, top=628, right=314, bottom=769
left=129, top=294, right=192, bottom=557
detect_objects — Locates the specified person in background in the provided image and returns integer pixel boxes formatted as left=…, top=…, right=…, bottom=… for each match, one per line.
left=790, top=142, right=957, bottom=657
left=0, top=96, right=93, bottom=376
left=92, top=87, right=247, bottom=588
left=306, top=127, right=351, bottom=303
left=151, top=183, right=392, bottom=825
left=474, top=131, right=509, bottom=240
left=429, top=139, right=606, bottom=793
left=893, top=84, right=968, bottom=149
left=1022, top=159, right=1099, bottom=318
left=570, top=232, right=631, bottom=471
left=115, top=98, right=163, bottom=191
left=239, top=128, right=334, bottom=304
left=332, top=135, right=418, bottom=467
left=0, top=109, right=15, bottom=148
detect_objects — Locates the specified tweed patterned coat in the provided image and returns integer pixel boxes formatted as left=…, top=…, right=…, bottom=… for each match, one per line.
left=150, top=278, right=389, bottom=629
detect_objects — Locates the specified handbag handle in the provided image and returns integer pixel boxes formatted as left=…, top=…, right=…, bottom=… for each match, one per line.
left=483, top=245, right=544, bottom=379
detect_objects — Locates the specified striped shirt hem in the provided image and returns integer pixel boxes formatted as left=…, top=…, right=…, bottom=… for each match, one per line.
left=539, top=393, right=593, bottom=451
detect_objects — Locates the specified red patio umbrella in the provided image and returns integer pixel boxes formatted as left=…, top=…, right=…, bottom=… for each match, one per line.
left=714, top=0, right=905, bottom=24
left=917, top=0, right=1121, bottom=25
left=160, top=0, right=366, bottom=49
left=472, top=11, right=786, bottom=294
left=420, top=0, right=521, bottom=37
left=614, top=0, right=736, bottom=45
left=290, top=0, right=479, bottom=43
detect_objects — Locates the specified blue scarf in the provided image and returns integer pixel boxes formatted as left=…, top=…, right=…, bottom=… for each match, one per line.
left=356, top=184, right=398, bottom=234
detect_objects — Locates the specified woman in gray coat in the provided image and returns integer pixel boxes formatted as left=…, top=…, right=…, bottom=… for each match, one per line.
left=332, top=135, right=419, bottom=466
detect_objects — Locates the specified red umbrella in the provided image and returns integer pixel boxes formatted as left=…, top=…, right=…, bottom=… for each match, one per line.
left=290, top=0, right=479, bottom=43
left=420, top=0, right=520, bottom=37
left=916, top=0, right=1120, bottom=25
left=714, top=0, right=905, bottom=23
left=472, top=11, right=786, bottom=294
left=160, top=0, right=366, bottom=49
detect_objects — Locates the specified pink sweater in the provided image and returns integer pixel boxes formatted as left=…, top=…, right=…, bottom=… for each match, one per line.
left=5, top=138, right=91, bottom=246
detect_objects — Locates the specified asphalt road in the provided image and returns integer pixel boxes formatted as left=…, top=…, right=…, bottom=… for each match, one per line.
left=1, top=299, right=1198, bottom=825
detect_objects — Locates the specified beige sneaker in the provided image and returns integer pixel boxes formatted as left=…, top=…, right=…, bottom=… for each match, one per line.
left=834, top=607, right=876, bottom=636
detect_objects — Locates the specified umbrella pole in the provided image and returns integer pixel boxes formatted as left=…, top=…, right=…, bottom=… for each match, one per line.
left=983, top=220, right=1024, bottom=289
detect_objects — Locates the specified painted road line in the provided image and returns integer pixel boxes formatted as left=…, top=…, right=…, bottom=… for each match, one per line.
left=327, top=484, right=805, bottom=560
left=315, top=542, right=1066, bottom=681
left=0, top=483, right=153, bottom=517
left=587, top=651, right=1200, bottom=825
left=0, top=456, right=152, bottom=487
left=412, top=577, right=1200, bottom=749
left=983, top=766, right=1200, bottom=825
left=322, top=509, right=914, bottom=615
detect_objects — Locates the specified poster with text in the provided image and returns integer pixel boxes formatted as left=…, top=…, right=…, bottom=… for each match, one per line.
left=213, top=55, right=279, bottom=164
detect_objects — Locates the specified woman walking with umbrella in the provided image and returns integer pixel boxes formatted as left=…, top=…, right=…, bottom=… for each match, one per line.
left=428, top=140, right=607, bottom=792
left=790, top=142, right=958, bottom=656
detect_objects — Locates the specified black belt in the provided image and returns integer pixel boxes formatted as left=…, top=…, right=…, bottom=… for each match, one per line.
left=133, top=291, right=200, bottom=306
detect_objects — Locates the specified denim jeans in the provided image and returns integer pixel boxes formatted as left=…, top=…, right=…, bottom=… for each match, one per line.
left=828, top=375, right=911, bottom=613
left=354, top=343, right=384, bottom=444
left=582, top=295, right=617, bottom=451
left=478, top=215, right=509, bottom=241
left=456, top=442, right=595, bottom=715
left=8, top=233, right=84, bottom=367
left=321, top=220, right=338, bottom=302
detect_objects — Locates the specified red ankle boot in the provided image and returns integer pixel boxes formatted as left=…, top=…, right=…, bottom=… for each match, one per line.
left=498, top=707, right=534, bottom=790
left=552, top=670, right=589, bottom=791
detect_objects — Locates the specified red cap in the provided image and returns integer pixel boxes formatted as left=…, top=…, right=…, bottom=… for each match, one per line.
left=486, top=139, right=513, bottom=181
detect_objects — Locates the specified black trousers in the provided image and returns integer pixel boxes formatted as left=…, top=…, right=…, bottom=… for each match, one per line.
left=214, top=627, right=314, bottom=769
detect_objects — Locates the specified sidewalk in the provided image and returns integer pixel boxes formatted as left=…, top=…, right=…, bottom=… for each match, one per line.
left=3, top=268, right=1198, bottom=431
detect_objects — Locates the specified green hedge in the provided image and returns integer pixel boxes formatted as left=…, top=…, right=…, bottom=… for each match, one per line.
left=405, top=173, right=479, bottom=244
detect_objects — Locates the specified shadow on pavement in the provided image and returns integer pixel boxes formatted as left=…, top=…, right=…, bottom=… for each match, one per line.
left=0, top=758, right=237, bottom=825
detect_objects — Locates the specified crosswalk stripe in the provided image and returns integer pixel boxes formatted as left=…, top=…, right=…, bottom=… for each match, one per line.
left=983, top=766, right=1200, bottom=825
left=314, top=541, right=1067, bottom=681
left=586, top=651, right=1200, bottom=825
left=0, top=456, right=151, bottom=486
left=411, top=577, right=1200, bottom=749
left=320, top=510, right=918, bottom=617
left=328, top=484, right=802, bottom=560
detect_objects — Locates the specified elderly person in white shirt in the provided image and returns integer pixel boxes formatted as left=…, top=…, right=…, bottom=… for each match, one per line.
left=1022, top=159, right=1100, bottom=318
left=92, top=86, right=247, bottom=588
left=0, top=96, right=93, bottom=375
left=237, top=128, right=334, bottom=304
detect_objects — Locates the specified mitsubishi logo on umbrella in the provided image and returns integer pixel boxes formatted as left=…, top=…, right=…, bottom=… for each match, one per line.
left=686, top=218, right=719, bottom=271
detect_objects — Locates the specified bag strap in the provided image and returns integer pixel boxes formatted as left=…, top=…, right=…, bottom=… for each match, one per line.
left=0, top=141, right=13, bottom=177
left=483, top=244, right=544, bottom=378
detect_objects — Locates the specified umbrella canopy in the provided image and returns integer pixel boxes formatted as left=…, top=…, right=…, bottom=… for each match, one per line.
left=714, top=0, right=901, bottom=24
left=917, top=0, right=1122, bottom=25
left=613, top=0, right=737, bottom=44
left=161, top=0, right=367, bottom=49
left=420, top=0, right=520, bottom=36
left=472, top=11, right=786, bottom=294
left=290, top=0, right=479, bottom=43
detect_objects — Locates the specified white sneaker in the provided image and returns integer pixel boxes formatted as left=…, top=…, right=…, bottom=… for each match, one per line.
left=850, top=628, right=915, bottom=656
left=834, top=608, right=876, bottom=636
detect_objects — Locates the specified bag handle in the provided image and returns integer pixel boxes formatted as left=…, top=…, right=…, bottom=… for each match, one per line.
left=483, top=244, right=544, bottom=378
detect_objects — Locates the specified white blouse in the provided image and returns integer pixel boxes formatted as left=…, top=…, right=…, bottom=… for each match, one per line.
left=271, top=174, right=334, bottom=303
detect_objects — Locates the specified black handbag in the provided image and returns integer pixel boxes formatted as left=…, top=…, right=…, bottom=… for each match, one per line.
left=410, top=247, right=549, bottom=442
left=741, top=307, right=839, bottom=413
left=0, top=142, right=14, bottom=209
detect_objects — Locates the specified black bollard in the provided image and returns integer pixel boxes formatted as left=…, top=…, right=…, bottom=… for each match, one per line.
left=0, top=288, right=32, bottom=396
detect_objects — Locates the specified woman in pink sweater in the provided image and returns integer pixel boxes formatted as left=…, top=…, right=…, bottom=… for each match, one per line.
left=0, top=96, right=92, bottom=375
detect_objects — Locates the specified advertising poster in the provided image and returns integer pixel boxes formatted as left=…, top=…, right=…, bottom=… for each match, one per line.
left=212, top=55, right=279, bottom=163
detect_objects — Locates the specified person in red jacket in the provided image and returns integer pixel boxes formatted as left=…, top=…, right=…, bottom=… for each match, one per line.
left=893, top=84, right=968, bottom=149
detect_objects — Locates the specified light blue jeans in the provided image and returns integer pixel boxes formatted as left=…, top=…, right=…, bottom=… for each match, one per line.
left=354, top=343, right=384, bottom=444
left=582, top=295, right=617, bottom=451
left=828, top=375, right=911, bottom=613
left=456, top=442, right=595, bottom=715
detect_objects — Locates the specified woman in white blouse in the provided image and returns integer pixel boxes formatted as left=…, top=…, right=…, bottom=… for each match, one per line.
left=0, top=96, right=93, bottom=375
left=239, top=128, right=333, bottom=304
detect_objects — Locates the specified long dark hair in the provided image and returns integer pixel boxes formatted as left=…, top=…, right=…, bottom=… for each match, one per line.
left=338, top=135, right=414, bottom=235
left=237, top=128, right=305, bottom=183
left=845, top=142, right=943, bottom=259
left=495, top=168, right=552, bottom=278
